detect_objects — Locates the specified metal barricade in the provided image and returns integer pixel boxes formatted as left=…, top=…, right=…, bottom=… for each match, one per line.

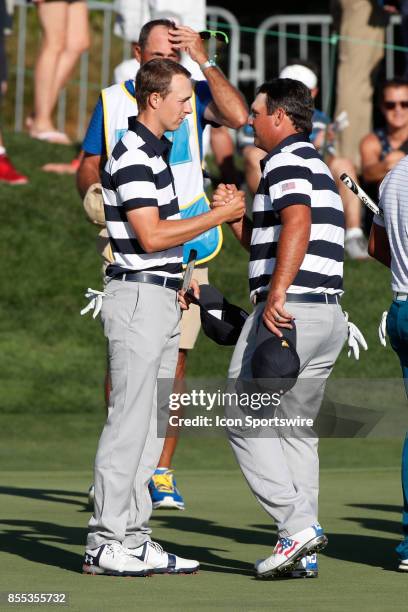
left=255, top=15, right=333, bottom=110
left=7, top=4, right=406, bottom=138
left=385, top=14, right=403, bottom=79
left=206, top=6, right=240, bottom=86
left=253, top=13, right=403, bottom=111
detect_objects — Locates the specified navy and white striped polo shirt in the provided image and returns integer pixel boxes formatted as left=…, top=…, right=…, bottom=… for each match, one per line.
left=102, top=118, right=182, bottom=279
left=249, top=132, right=344, bottom=299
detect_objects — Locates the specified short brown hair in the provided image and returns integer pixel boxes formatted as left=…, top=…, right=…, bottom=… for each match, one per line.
left=135, top=58, right=191, bottom=111
left=257, top=78, right=314, bottom=135
left=138, top=19, right=176, bottom=51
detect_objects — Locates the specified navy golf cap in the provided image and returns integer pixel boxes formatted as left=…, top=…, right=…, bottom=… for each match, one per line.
left=251, top=321, right=300, bottom=393
left=189, top=284, right=249, bottom=346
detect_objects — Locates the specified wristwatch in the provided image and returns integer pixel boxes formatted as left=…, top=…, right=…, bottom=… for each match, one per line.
left=199, top=59, right=217, bottom=71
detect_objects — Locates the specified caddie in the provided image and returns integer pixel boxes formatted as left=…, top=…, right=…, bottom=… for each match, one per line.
left=78, top=18, right=247, bottom=510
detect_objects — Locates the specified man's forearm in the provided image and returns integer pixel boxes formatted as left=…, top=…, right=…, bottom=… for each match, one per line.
left=270, top=218, right=311, bottom=292
left=76, top=153, right=103, bottom=199
left=129, top=207, right=233, bottom=253
left=228, top=215, right=253, bottom=252
left=368, top=222, right=391, bottom=268
left=203, top=65, right=248, bottom=128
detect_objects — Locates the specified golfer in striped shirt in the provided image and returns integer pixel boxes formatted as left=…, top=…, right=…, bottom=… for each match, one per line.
left=212, top=78, right=348, bottom=579
left=83, top=58, right=245, bottom=577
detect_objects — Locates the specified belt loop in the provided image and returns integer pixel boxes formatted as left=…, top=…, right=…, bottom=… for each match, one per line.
left=163, top=277, right=167, bottom=288
left=122, top=273, right=126, bottom=282
left=325, top=294, right=328, bottom=304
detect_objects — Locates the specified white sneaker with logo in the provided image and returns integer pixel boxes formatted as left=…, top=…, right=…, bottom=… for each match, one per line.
left=398, top=558, right=408, bottom=571
left=127, top=540, right=199, bottom=574
left=82, top=541, right=151, bottom=576
left=255, top=524, right=327, bottom=579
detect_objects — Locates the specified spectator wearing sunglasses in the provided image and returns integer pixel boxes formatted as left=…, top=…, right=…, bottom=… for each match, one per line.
left=361, top=78, right=408, bottom=186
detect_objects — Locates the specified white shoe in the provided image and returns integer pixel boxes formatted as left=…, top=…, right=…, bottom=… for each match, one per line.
left=398, top=558, right=408, bottom=571
left=255, top=524, right=327, bottom=579
left=82, top=541, right=151, bottom=576
left=127, top=540, right=199, bottom=574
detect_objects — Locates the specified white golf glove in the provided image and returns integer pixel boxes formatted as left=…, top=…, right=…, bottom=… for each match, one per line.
left=378, top=311, right=388, bottom=347
left=344, top=311, right=368, bottom=360
left=80, top=288, right=108, bottom=319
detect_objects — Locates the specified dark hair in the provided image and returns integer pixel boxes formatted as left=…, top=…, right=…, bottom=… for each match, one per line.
left=138, top=19, right=176, bottom=51
left=257, top=78, right=314, bottom=135
left=135, top=58, right=191, bottom=111
left=380, top=77, right=408, bottom=102
left=284, top=58, right=320, bottom=81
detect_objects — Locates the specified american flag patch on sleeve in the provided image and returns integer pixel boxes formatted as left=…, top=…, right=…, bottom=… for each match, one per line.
left=281, top=181, right=296, bottom=192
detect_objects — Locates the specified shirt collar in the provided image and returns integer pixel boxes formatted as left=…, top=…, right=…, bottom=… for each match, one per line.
left=128, top=117, right=172, bottom=156
left=260, top=132, right=310, bottom=170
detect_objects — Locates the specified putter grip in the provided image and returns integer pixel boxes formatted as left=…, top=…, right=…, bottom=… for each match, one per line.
left=182, top=248, right=197, bottom=291
left=340, top=173, right=382, bottom=217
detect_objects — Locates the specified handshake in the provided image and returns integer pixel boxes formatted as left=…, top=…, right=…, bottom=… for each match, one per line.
left=210, top=183, right=246, bottom=224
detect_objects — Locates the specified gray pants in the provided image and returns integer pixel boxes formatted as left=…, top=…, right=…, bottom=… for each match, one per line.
left=87, top=280, right=181, bottom=549
left=228, top=301, right=347, bottom=538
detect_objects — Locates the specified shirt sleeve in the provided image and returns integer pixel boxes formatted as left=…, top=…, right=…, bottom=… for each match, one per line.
left=194, top=80, right=219, bottom=128
left=265, top=160, right=313, bottom=212
left=115, top=158, right=159, bottom=211
left=82, top=96, right=106, bottom=155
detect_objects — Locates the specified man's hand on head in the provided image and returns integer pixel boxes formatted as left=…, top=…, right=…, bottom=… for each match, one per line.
left=168, top=26, right=208, bottom=65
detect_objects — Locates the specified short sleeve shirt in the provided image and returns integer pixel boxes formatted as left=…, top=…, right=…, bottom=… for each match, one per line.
left=249, top=132, right=345, bottom=298
left=101, top=118, right=183, bottom=279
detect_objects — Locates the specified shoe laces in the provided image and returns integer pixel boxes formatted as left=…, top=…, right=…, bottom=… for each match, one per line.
left=104, top=541, right=124, bottom=558
left=149, top=541, right=165, bottom=555
left=152, top=471, right=175, bottom=494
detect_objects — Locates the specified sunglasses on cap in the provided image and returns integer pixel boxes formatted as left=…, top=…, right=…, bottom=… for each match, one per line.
left=199, top=29, right=229, bottom=44
left=383, top=100, right=408, bottom=110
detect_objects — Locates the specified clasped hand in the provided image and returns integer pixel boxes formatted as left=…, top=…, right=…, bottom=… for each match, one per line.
left=211, top=183, right=246, bottom=222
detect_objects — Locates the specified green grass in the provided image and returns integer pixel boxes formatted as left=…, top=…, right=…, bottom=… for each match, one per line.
left=1, top=132, right=407, bottom=610
left=0, top=467, right=407, bottom=612
left=0, top=132, right=402, bottom=414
